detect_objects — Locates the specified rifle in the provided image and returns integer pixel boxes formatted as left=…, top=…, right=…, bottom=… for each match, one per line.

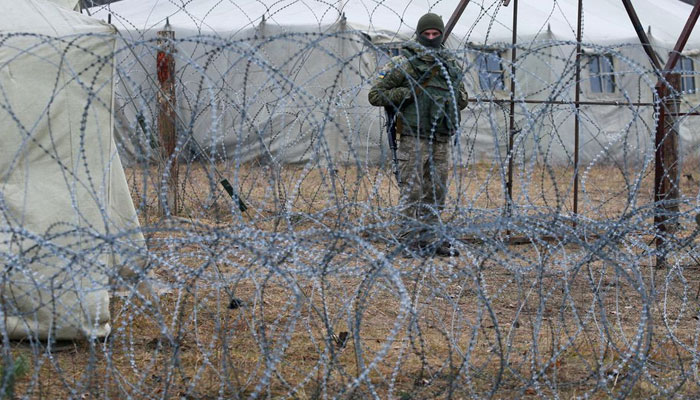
left=384, top=106, right=400, bottom=183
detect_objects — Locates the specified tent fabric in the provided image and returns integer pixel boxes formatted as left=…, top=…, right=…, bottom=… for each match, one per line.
left=0, top=0, right=145, bottom=339
left=91, top=0, right=700, bottom=166
left=45, top=0, right=80, bottom=11
left=93, top=0, right=700, bottom=46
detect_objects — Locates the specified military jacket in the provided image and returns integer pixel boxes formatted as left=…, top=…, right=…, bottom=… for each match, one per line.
left=368, top=42, right=469, bottom=141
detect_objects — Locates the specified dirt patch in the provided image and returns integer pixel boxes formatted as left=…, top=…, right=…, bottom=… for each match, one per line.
left=8, top=161, right=700, bottom=398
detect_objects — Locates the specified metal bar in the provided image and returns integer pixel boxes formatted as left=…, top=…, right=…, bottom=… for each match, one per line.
left=652, top=2, right=700, bottom=268
left=443, top=0, right=472, bottom=41
left=621, top=0, right=663, bottom=72
left=460, top=233, right=599, bottom=245
left=573, top=0, right=583, bottom=221
left=662, top=1, right=700, bottom=73
left=467, top=98, right=655, bottom=107
left=669, top=112, right=700, bottom=116
left=658, top=78, right=681, bottom=203
left=654, top=95, right=665, bottom=268
left=653, top=73, right=681, bottom=269
left=506, top=0, right=518, bottom=216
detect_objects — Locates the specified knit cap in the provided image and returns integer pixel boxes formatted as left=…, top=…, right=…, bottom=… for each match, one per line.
left=416, top=13, right=444, bottom=48
left=416, top=13, right=444, bottom=35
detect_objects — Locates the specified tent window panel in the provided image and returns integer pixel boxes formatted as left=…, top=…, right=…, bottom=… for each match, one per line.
left=684, top=76, right=696, bottom=93
left=673, top=56, right=696, bottom=93
left=476, top=51, right=505, bottom=91
left=588, top=54, right=615, bottom=93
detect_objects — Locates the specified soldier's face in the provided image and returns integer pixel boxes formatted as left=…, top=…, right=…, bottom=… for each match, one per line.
left=421, top=29, right=442, bottom=40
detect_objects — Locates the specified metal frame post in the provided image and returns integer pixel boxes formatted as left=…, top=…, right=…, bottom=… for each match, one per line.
left=573, top=0, right=583, bottom=223
left=662, top=3, right=700, bottom=74
left=621, top=0, right=663, bottom=72
left=506, top=0, right=518, bottom=216
left=622, top=0, right=700, bottom=268
left=654, top=73, right=681, bottom=269
left=444, top=0, right=473, bottom=41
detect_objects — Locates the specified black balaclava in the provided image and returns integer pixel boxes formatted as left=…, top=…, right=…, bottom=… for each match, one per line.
left=416, top=13, right=444, bottom=49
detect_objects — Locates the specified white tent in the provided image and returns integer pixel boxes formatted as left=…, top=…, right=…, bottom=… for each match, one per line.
left=0, top=0, right=145, bottom=339
left=92, top=0, right=700, bottom=166
left=46, top=0, right=80, bottom=10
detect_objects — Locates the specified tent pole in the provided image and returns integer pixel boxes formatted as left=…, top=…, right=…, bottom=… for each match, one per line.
left=506, top=0, right=518, bottom=220
left=157, top=19, right=179, bottom=216
left=573, top=0, right=582, bottom=226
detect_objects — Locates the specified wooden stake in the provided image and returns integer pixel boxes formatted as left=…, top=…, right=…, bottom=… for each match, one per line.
left=157, top=19, right=178, bottom=216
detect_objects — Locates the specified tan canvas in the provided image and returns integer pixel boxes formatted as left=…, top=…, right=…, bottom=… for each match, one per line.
left=0, top=0, right=146, bottom=340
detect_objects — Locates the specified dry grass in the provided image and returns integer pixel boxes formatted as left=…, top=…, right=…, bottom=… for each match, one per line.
left=9, top=160, right=700, bottom=398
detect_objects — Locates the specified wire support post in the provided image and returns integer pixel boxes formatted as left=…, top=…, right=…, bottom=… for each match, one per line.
left=654, top=74, right=681, bottom=269
left=649, top=0, right=700, bottom=268
left=505, top=0, right=518, bottom=223
left=157, top=19, right=179, bottom=217
left=572, top=0, right=583, bottom=225
left=443, top=0, right=472, bottom=41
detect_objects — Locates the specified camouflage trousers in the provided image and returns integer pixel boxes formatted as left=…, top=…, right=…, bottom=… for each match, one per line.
left=396, top=135, right=451, bottom=245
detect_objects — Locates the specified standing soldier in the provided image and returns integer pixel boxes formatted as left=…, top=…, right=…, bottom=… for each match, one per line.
left=368, top=13, right=468, bottom=257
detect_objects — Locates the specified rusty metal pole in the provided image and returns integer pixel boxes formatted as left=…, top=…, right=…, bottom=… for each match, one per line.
left=621, top=0, right=700, bottom=268
left=654, top=2, right=700, bottom=267
left=621, top=0, right=663, bottom=72
left=506, top=0, right=518, bottom=216
left=654, top=74, right=681, bottom=269
left=662, top=2, right=700, bottom=74
left=443, top=0, right=473, bottom=41
left=573, top=0, right=583, bottom=224
left=157, top=19, right=178, bottom=216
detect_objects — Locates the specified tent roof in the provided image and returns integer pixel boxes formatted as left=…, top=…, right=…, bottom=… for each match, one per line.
left=2, top=0, right=111, bottom=36
left=93, top=0, right=700, bottom=47
left=45, top=0, right=80, bottom=11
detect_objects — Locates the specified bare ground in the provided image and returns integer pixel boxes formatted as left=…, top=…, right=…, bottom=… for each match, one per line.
left=9, top=160, right=700, bottom=398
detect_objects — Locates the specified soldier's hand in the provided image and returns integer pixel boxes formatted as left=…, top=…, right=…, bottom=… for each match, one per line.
left=392, top=87, right=412, bottom=106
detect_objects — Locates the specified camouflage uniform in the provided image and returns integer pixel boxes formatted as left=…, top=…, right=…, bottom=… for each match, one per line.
left=368, top=42, right=468, bottom=247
